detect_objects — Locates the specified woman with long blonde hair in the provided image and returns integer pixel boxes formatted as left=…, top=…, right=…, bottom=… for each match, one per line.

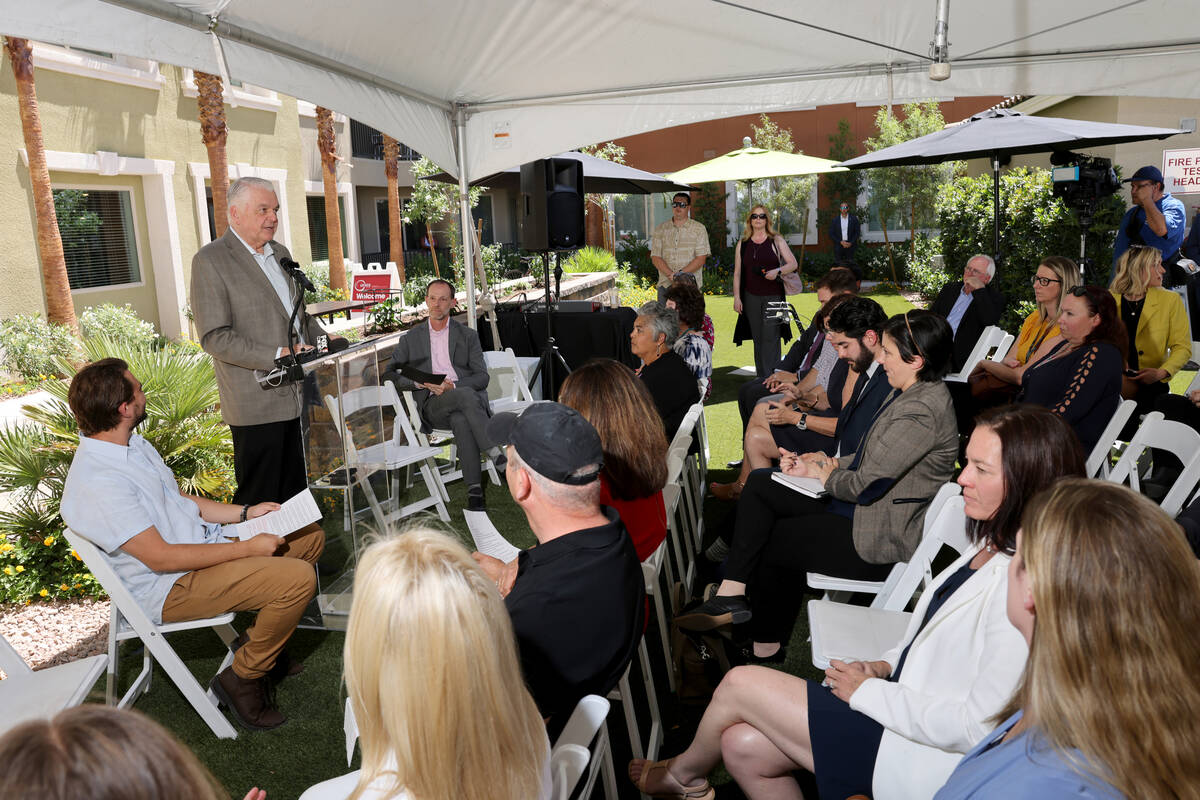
left=732, top=204, right=800, bottom=378
left=300, top=529, right=550, bottom=800
left=934, top=479, right=1200, bottom=799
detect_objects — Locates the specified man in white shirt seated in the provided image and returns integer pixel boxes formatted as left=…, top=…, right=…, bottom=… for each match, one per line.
left=60, top=358, right=324, bottom=732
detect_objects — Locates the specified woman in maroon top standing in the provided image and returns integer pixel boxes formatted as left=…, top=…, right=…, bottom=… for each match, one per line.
left=559, top=359, right=669, bottom=562
left=733, top=205, right=800, bottom=378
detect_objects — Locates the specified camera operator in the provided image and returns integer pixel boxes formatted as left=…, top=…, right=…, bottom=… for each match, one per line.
left=1112, top=166, right=1187, bottom=280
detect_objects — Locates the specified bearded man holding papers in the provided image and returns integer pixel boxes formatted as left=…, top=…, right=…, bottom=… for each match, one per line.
left=60, top=358, right=324, bottom=732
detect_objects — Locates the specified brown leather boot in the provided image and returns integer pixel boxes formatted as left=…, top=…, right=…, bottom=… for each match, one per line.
left=211, top=666, right=286, bottom=731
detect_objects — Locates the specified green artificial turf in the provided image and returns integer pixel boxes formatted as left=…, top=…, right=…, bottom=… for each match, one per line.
left=86, top=288, right=1197, bottom=800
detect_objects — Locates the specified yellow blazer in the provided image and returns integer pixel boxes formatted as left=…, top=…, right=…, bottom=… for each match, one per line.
left=1111, top=287, right=1192, bottom=379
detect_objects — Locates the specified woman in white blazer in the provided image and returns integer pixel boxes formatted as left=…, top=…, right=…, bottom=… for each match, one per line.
left=628, top=405, right=1086, bottom=800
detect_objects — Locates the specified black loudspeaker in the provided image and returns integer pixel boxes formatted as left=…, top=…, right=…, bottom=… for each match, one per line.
left=520, top=158, right=585, bottom=250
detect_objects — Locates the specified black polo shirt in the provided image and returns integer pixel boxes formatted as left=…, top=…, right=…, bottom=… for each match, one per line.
left=505, top=506, right=645, bottom=734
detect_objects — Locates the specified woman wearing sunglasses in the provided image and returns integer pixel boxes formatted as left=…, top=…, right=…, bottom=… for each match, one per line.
left=1017, top=285, right=1125, bottom=453
left=1110, top=244, right=1192, bottom=416
left=732, top=205, right=800, bottom=378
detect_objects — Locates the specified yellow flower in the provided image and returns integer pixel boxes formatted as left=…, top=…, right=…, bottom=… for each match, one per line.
left=43, top=536, right=56, bottom=547
left=59, top=583, right=69, bottom=591
left=38, top=588, right=48, bottom=597
left=71, top=549, right=82, bottom=561
left=73, top=583, right=82, bottom=589
left=3, top=567, right=13, bottom=576
left=15, top=565, right=24, bottom=573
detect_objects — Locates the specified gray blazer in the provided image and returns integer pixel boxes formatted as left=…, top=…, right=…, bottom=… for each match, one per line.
left=386, top=318, right=490, bottom=429
left=825, top=379, right=959, bottom=565
left=190, top=231, right=326, bottom=427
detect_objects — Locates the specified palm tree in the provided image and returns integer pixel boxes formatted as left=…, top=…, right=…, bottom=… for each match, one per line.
left=382, top=134, right=406, bottom=283
left=3, top=37, right=80, bottom=335
left=315, top=106, right=347, bottom=294
left=195, top=71, right=229, bottom=238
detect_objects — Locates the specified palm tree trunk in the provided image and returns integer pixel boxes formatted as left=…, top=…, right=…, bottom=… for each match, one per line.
left=4, top=37, right=79, bottom=335
left=315, top=107, right=347, bottom=294
left=425, top=222, right=440, bottom=277
left=195, top=71, right=229, bottom=238
left=381, top=135, right=406, bottom=283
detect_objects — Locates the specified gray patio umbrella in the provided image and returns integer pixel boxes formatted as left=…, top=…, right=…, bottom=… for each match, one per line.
left=423, top=150, right=693, bottom=194
left=837, top=109, right=1184, bottom=265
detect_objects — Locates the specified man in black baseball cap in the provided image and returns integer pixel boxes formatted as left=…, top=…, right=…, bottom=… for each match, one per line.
left=1113, top=164, right=1187, bottom=271
left=474, top=403, right=644, bottom=736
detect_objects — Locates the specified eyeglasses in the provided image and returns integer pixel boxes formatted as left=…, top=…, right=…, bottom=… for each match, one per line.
left=672, top=201, right=689, bottom=208
left=750, top=213, right=767, bottom=220
left=1031, top=275, right=1062, bottom=287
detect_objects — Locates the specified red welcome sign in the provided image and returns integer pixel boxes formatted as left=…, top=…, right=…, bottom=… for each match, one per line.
left=352, top=273, right=391, bottom=307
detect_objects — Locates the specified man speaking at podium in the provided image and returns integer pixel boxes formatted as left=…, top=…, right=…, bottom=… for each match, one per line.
left=192, top=177, right=329, bottom=506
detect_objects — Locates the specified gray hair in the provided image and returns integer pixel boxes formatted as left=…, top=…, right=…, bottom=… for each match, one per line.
left=507, top=447, right=600, bottom=514
left=227, top=177, right=276, bottom=209
left=968, top=253, right=996, bottom=280
left=637, top=301, right=680, bottom=348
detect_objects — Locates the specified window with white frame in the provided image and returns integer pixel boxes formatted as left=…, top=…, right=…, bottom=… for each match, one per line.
left=52, top=188, right=142, bottom=290
left=180, top=68, right=281, bottom=113
left=31, top=42, right=161, bottom=90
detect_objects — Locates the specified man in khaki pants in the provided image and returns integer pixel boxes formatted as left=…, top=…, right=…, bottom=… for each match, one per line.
left=60, top=358, right=323, bottom=732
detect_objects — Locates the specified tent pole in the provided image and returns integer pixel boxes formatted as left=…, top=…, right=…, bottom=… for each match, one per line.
left=992, top=155, right=1001, bottom=267
left=453, top=105, right=477, bottom=329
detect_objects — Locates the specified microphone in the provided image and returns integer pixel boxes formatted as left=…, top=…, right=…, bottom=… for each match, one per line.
left=278, top=256, right=317, bottom=293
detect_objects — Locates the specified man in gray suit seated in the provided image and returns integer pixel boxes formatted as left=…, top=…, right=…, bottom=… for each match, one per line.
left=191, top=177, right=328, bottom=506
left=387, top=279, right=498, bottom=510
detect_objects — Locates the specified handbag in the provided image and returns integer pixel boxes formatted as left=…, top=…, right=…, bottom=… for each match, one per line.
left=769, top=237, right=805, bottom=295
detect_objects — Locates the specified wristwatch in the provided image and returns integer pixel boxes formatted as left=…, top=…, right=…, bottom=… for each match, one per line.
left=795, top=413, right=808, bottom=431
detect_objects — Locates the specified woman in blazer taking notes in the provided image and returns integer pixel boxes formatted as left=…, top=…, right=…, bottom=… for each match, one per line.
left=631, top=404, right=1086, bottom=800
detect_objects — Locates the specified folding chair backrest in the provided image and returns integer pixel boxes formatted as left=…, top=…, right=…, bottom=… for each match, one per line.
left=877, top=485, right=968, bottom=611
left=989, top=332, right=1015, bottom=362
left=1086, top=398, right=1137, bottom=478
left=946, top=326, right=1008, bottom=379
left=1107, top=412, right=1200, bottom=517
left=484, top=347, right=536, bottom=410
left=0, top=633, right=32, bottom=677
left=555, top=693, right=611, bottom=750
left=666, top=438, right=690, bottom=485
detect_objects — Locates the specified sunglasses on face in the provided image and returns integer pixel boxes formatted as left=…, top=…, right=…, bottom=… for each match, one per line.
left=750, top=213, right=767, bottom=220
left=1031, top=275, right=1062, bottom=287
left=672, top=201, right=689, bottom=208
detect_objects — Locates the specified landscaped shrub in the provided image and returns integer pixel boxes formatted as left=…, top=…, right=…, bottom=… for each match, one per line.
left=303, top=264, right=349, bottom=303
left=0, top=314, right=80, bottom=382
left=904, top=234, right=952, bottom=299
left=79, top=303, right=159, bottom=349
left=0, top=336, right=233, bottom=603
left=616, top=235, right=657, bottom=285
left=562, top=246, right=618, bottom=273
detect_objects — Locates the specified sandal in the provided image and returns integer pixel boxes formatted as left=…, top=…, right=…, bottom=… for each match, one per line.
left=628, top=758, right=715, bottom=800
left=709, top=480, right=744, bottom=501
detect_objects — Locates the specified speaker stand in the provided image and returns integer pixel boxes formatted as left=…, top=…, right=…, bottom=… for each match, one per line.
left=528, top=251, right=571, bottom=400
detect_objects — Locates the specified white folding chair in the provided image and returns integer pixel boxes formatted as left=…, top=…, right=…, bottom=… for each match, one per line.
left=554, top=695, right=616, bottom=800
left=807, top=483, right=965, bottom=604
left=1106, top=411, right=1200, bottom=517
left=944, top=326, right=1011, bottom=382
left=665, top=439, right=697, bottom=594
left=550, top=743, right=591, bottom=800
left=644, top=486, right=678, bottom=691
left=484, top=347, right=538, bottom=415
left=324, top=383, right=450, bottom=530
left=0, top=633, right=108, bottom=735
left=63, top=530, right=241, bottom=739
left=1085, top=398, right=1137, bottom=478
left=399, top=390, right=501, bottom=490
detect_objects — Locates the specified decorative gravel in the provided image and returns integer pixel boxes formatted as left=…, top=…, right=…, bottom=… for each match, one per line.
left=0, top=598, right=110, bottom=678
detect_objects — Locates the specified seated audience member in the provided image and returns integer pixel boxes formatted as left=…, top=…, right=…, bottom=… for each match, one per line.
left=1156, top=380, right=1200, bottom=436
left=934, top=480, right=1200, bottom=800
left=680, top=311, right=958, bottom=639
left=60, top=358, right=323, bottom=731
left=639, top=404, right=1084, bottom=800
left=711, top=295, right=884, bottom=502
left=665, top=279, right=714, bottom=401
left=668, top=272, right=715, bottom=350
left=968, top=256, right=1080, bottom=404
left=735, top=268, right=859, bottom=435
left=472, top=403, right=645, bottom=736
left=300, top=529, right=551, bottom=800
left=631, top=301, right=701, bottom=439
left=930, top=254, right=1006, bottom=372
left=0, top=706, right=262, bottom=800
left=386, top=279, right=499, bottom=511
left=1017, top=285, right=1125, bottom=454
left=1110, top=244, right=1192, bottom=415
left=559, top=359, right=669, bottom=562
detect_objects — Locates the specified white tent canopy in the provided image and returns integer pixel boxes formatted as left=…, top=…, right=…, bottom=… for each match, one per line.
left=5, top=0, right=1200, bottom=316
